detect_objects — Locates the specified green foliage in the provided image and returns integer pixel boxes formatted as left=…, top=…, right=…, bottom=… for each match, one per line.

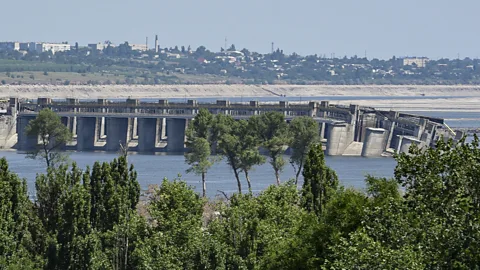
left=3, top=134, right=480, bottom=269
left=135, top=179, right=205, bottom=269
left=301, top=143, right=339, bottom=216
left=25, top=108, right=72, bottom=168
left=216, top=118, right=265, bottom=194
left=185, top=109, right=215, bottom=197
left=289, top=116, right=319, bottom=183
left=326, top=229, right=425, bottom=270
left=392, top=136, right=480, bottom=268
left=0, top=158, right=45, bottom=269
left=250, top=112, right=290, bottom=185
left=35, top=156, right=141, bottom=269
left=208, top=181, right=309, bottom=269
left=185, top=137, right=214, bottom=197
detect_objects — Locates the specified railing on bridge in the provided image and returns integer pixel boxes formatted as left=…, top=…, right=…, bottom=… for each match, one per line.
left=18, top=98, right=354, bottom=121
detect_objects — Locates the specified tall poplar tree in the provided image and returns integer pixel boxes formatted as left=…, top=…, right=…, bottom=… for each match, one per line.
left=301, top=143, right=339, bottom=216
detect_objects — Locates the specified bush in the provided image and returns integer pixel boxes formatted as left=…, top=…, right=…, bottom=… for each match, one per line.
left=1, top=80, right=6, bottom=85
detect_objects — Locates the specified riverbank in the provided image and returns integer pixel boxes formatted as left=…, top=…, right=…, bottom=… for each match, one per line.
left=2, top=84, right=480, bottom=99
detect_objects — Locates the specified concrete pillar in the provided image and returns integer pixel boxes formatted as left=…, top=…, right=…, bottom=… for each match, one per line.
left=96, top=117, right=106, bottom=140
left=17, top=116, right=37, bottom=151
left=166, top=118, right=186, bottom=152
left=358, top=113, right=377, bottom=142
left=138, top=118, right=157, bottom=152
left=71, top=117, right=77, bottom=136
left=386, top=111, right=399, bottom=149
left=399, top=136, right=422, bottom=154
left=106, top=118, right=128, bottom=152
left=319, top=122, right=326, bottom=139
left=361, top=128, right=387, bottom=157
left=127, top=118, right=138, bottom=141
left=157, top=118, right=167, bottom=140
left=309, top=102, right=318, bottom=117
left=326, top=123, right=354, bottom=156
left=77, top=117, right=97, bottom=151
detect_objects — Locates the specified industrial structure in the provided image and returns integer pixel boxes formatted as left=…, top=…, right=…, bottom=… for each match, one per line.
left=1, top=98, right=462, bottom=156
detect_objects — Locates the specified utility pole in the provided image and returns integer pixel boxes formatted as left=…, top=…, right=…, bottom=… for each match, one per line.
left=145, top=36, right=148, bottom=50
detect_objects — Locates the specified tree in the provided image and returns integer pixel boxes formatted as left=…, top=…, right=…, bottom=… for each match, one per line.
left=185, top=109, right=215, bottom=197
left=25, top=108, right=72, bottom=168
left=301, top=143, right=339, bottom=216
left=216, top=117, right=243, bottom=193
left=289, top=117, right=319, bottom=184
left=135, top=179, right=205, bottom=269
left=210, top=113, right=231, bottom=154
left=326, top=229, right=425, bottom=270
left=250, top=112, right=290, bottom=185
left=392, top=136, right=480, bottom=268
left=0, top=158, right=45, bottom=269
left=185, top=138, right=214, bottom=197
left=238, top=120, right=265, bottom=193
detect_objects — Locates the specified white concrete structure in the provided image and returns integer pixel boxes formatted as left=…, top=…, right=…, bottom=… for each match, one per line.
left=361, top=128, right=387, bottom=157
left=326, top=123, right=355, bottom=156
left=88, top=42, right=115, bottom=51
left=29, top=42, right=71, bottom=54
left=402, top=57, right=429, bottom=68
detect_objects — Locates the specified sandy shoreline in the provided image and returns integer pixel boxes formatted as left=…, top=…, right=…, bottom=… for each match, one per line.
left=2, top=84, right=480, bottom=99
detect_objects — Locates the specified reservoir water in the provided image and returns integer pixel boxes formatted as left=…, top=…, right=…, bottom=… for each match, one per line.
left=3, top=95, right=479, bottom=197
left=0, top=151, right=397, bottom=198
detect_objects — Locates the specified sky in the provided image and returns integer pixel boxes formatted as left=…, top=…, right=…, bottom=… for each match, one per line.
left=2, top=0, right=479, bottom=59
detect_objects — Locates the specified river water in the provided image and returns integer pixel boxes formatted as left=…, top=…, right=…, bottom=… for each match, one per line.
left=3, top=95, right=479, bottom=197
left=0, top=151, right=397, bottom=198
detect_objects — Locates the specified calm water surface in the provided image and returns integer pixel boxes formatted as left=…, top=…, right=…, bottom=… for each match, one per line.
left=0, top=151, right=397, bottom=198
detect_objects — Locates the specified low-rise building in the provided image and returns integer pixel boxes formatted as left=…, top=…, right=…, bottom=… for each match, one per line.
left=130, top=44, right=148, bottom=51
left=29, top=42, right=71, bottom=54
left=401, top=57, right=429, bottom=68
left=88, top=42, right=115, bottom=51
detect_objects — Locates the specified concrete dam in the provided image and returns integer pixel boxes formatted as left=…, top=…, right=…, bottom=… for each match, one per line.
left=1, top=97, right=462, bottom=156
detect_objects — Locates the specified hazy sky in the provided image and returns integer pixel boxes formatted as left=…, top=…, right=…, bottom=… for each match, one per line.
left=2, top=0, right=478, bottom=59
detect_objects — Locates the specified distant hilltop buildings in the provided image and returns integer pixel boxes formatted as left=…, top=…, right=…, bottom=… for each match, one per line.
left=0, top=41, right=71, bottom=54
left=0, top=39, right=151, bottom=54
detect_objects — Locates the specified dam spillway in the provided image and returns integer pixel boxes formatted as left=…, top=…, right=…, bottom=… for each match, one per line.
left=2, top=97, right=460, bottom=156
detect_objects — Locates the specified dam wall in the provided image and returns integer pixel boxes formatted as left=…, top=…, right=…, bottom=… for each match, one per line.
left=10, top=98, right=457, bottom=156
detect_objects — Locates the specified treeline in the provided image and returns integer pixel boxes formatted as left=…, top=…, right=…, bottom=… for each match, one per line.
left=184, top=109, right=319, bottom=197
left=2, top=133, right=480, bottom=269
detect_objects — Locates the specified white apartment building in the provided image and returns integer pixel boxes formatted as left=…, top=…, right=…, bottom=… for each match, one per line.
left=402, top=57, right=429, bottom=68
left=29, top=42, right=71, bottom=54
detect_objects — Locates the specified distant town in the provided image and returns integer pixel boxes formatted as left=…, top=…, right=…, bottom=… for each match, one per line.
left=1, top=37, right=479, bottom=85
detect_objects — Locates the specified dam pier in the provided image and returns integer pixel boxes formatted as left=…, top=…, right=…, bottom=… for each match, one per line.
left=1, top=97, right=461, bottom=156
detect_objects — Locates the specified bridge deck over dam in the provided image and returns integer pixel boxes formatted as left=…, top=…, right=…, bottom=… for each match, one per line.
left=6, top=97, right=459, bottom=156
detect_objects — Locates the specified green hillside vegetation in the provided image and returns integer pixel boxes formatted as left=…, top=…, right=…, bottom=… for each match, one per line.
left=1, top=44, right=480, bottom=85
